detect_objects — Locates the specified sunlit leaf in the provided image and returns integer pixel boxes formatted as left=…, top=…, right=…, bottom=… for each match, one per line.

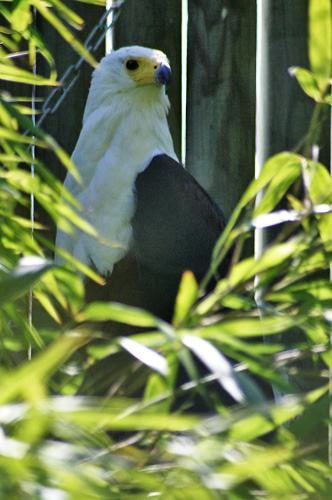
left=172, top=271, right=198, bottom=326
left=12, top=1, right=32, bottom=32
left=119, top=337, right=169, bottom=377
left=307, top=160, right=332, bottom=205
left=289, top=66, right=324, bottom=102
left=48, top=0, right=85, bottom=30
left=0, top=256, right=53, bottom=306
left=309, top=0, right=332, bottom=91
left=31, top=0, right=97, bottom=68
left=182, top=334, right=245, bottom=403
left=77, top=301, right=159, bottom=328
left=0, top=331, right=91, bottom=405
left=0, top=63, right=58, bottom=85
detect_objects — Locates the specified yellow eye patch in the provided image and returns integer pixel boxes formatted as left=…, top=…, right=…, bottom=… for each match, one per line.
left=124, top=56, right=162, bottom=85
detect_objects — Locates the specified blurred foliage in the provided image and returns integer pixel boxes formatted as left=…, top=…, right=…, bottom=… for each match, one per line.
left=0, top=0, right=332, bottom=498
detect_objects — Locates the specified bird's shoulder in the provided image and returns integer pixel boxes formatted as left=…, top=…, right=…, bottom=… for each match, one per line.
left=134, top=154, right=227, bottom=231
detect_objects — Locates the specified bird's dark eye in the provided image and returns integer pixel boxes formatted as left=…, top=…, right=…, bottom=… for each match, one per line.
left=126, top=59, right=139, bottom=71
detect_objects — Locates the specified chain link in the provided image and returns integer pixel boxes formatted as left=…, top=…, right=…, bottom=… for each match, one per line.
left=37, top=1, right=125, bottom=128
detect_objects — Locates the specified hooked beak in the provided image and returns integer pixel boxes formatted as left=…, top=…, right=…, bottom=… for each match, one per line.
left=154, top=64, right=171, bottom=94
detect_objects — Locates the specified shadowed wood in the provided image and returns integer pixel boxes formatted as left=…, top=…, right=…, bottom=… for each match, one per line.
left=257, top=0, right=330, bottom=167
left=186, top=0, right=257, bottom=217
left=113, top=0, right=182, bottom=161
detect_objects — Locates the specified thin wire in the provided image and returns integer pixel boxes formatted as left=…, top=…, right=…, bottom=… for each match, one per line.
left=181, top=0, right=188, bottom=166
left=329, top=85, right=332, bottom=466
left=28, top=7, right=37, bottom=361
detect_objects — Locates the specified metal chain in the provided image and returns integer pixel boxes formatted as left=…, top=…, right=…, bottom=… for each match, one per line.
left=36, top=1, right=125, bottom=128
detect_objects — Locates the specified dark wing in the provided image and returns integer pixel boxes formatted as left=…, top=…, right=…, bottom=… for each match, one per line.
left=81, top=154, right=230, bottom=399
left=132, top=154, right=228, bottom=320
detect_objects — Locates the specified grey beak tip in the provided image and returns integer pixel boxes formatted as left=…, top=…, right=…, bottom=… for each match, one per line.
left=155, top=64, right=171, bottom=94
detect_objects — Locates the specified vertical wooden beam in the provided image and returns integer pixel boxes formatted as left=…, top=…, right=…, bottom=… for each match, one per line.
left=113, top=0, right=182, bottom=160
left=186, top=1, right=257, bottom=216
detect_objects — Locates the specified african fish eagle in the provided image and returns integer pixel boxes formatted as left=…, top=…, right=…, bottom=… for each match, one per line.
left=56, top=46, right=229, bottom=322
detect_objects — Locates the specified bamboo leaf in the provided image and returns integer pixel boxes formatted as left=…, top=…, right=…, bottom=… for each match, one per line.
left=182, top=334, right=245, bottom=403
left=31, top=0, right=97, bottom=67
left=172, top=271, right=198, bottom=326
left=0, top=332, right=91, bottom=405
left=12, top=1, right=33, bottom=32
left=0, top=256, right=53, bottom=306
left=289, top=66, right=324, bottom=102
left=47, top=0, right=85, bottom=30
left=307, top=160, right=332, bottom=205
left=0, top=63, right=58, bottom=85
left=254, top=157, right=302, bottom=216
left=119, top=337, right=169, bottom=377
left=309, top=0, right=332, bottom=91
left=77, top=301, right=159, bottom=328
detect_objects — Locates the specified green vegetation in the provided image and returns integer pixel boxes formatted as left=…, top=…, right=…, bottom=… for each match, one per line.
left=0, top=0, right=331, bottom=498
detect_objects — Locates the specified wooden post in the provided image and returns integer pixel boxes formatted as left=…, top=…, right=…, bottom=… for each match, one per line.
left=186, top=1, right=257, bottom=217
left=113, top=0, right=182, bottom=160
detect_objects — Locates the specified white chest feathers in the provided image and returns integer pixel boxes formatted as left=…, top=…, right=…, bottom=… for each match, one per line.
left=56, top=85, right=177, bottom=276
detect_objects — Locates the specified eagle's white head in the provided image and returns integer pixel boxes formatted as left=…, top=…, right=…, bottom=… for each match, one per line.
left=56, top=46, right=177, bottom=274
left=83, top=46, right=172, bottom=123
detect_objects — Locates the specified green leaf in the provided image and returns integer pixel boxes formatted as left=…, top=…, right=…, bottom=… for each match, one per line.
left=12, top=1, right=32, bottom=32
left=288, top=66, right=324, bottom=102
left=0, top=63, right=58, bottom=85
left=1, top=98, right=81, bottom=183
left=55, top=404, right=200, bottom=432
left=31, top=0, right=97, bottom=68
left=0, top=331, right=91, bottom=405
left=307, top=160, right=332, bottom=205
left=0, top=127, right=47, bottom=146
left=206, top=153, right=303, bottom=289
left=172, top=270, right=198, bottom=326
left=119, top=337, right=169, bottom=377
left=228, top=241, right=298, bottom=289
left=201, top=315, right=298, bottom=338
left=253, top=156, right=301, bottom=216
left=77, top=301, right=160, bottom=328
left=48, top=0, right=85, bottom=30
left=309, top=0, right=332, bottom=91
left=0, top=256, right=53, bottom=306
left=182, top=334, right=245, bottom=403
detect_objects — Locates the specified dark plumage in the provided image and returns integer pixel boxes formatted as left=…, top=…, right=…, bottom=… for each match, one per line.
left=85, top=154, right=228, bottom=324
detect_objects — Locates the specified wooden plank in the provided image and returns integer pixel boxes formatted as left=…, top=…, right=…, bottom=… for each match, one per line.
left=257, top=0, right=330, bottom=168
left=186, top=1, right=257, bottom=217
left=256, top=0, right=331, bottom=255
left=113, top=0, right=182, bottom=160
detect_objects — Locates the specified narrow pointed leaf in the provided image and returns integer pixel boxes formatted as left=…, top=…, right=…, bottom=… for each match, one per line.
left=309, top=0, right=332, bottom=90
left=182, top=334, right=245, bottom=403
left=119, top=337, right=169, bottom=377
left=0, top=257, right=53, bottom=306
left=77, top=301, right=159, bottom=328
left=173, top=271, right=198, bottom=326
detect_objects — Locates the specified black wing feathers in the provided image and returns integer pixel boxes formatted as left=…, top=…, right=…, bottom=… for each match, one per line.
left=85, top=154, right=228, bottom=323
left=132, top=154, right=228, bottom=319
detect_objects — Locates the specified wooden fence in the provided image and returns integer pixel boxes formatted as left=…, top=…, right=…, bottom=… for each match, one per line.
left=35, top=0, right=330, bottom=233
